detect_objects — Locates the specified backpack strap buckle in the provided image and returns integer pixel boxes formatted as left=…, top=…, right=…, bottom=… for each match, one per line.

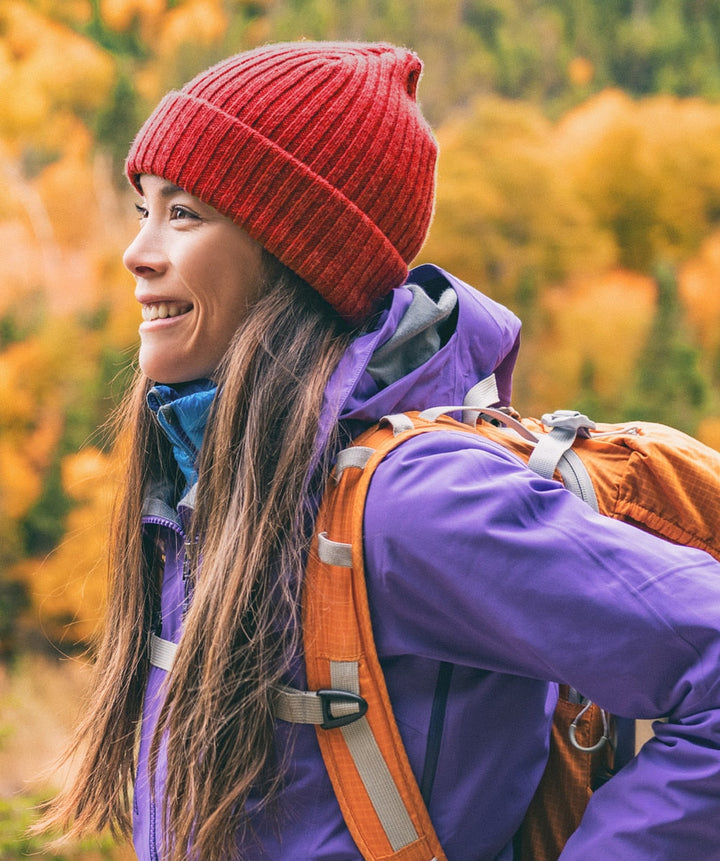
left=272, top=683, right=368, bottom=730
left=318, top=689, right=369, bottom=729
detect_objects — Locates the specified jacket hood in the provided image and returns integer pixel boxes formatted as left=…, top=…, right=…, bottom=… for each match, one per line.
left=322, top=264, right=521, bottom=438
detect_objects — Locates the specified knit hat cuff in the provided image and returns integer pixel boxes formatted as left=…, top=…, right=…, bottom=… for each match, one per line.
left=126, top=91, right=409, bottom=322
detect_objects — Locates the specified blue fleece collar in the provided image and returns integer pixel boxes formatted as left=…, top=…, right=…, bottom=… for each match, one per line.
left=147, top=379, right=217, bottom=489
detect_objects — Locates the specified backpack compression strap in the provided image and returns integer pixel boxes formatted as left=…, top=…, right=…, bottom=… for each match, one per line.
left=419, top=404, right=600, bottom=511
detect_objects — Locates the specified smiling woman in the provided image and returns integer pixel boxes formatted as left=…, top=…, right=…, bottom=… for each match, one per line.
left=38, top=40, right=720, bottom=861
left=124, top=176, right=265, bottom=383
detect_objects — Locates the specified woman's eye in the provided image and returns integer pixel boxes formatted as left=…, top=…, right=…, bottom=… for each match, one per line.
left=170, top=205, right=199, bottom=221
left=133, top=202, right=200, bottom=222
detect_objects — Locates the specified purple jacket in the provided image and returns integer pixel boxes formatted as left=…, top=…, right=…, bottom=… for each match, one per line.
left=134, top=264, right=720, bottom=860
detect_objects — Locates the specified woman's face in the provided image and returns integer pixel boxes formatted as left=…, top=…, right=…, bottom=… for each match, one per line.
left=123, top=175, right=265, bottom=384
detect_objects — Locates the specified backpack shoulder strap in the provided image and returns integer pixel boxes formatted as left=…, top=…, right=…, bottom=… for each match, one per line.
left=276, top=412, right=455, bottom=861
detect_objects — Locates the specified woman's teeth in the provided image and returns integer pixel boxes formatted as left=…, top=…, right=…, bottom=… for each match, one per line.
left=142, top=302, right=191, bottom=321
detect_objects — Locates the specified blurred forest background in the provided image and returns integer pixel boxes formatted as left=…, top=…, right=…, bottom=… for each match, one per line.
left=4, top=0, right=720, bottom=856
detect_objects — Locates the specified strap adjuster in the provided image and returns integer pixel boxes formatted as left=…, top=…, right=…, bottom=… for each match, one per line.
left=318, top=688, right=368, bottom=729
left=541, top=409, right=596, bottom=437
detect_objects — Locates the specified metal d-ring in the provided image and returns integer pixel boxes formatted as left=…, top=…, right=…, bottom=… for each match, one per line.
left=569, top=700, right=611, bottom=753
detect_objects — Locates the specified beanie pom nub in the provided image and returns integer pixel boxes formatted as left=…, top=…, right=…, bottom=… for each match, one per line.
left=125, top=41, right=438, bottom=323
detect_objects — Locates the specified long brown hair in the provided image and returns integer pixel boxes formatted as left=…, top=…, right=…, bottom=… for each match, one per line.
left=40, top=254, right=360, bottom=859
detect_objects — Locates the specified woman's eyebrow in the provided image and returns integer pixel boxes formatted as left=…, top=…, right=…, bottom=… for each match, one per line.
left=136, top=178, right=185, bottom=197
left=158, top=181, right=185, bottom=198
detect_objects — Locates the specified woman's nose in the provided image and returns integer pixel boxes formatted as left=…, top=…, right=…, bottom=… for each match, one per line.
left=123, top=226, right=166, bottom=277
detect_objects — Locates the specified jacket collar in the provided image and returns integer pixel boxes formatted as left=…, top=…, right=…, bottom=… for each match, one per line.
left=146, top=379, right=217, bottom=489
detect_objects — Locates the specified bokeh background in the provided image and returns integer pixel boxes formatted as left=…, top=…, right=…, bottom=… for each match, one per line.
left=4, top=0, right=720, bottom=856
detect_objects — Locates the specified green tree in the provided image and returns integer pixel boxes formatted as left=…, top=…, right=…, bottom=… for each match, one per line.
left=623, top=261, right=706, bottom=432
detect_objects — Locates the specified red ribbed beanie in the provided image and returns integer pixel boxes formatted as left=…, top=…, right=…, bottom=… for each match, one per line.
left=125, top=41, right=437, bottom=323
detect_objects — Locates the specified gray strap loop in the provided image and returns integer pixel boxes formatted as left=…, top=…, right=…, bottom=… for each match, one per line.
left=463, top=374, right=500, bottom=408
left=334, top=446, right=374, bottom=481
left=418, top=404, right=467, bottom=423
left=529, top=410, right=596, bottom=479
left=317, top=532, right=353, bottom=568
left=528, top=411, right=594, bottom=479
left=379, top=413, right=415, bottom=435
left=527, top=410, right=599, bottom=512
left=569, top=701, right=611, bottom=753
left=149, top=633, right=177, bottom=672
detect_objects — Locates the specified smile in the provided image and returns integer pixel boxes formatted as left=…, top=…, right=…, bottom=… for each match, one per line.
left=141, top=301, right=192, bottom=321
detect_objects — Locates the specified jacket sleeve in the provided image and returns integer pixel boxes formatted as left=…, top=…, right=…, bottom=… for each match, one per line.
left=361, top=429, right=720, bottom=860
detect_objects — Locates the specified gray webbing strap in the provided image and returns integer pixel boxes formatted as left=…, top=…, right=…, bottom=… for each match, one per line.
left=418, top=374, right=503, bottom=428
left=288, top=498, right=426, bottom=851
left=153, top=635, right=421, bottom=851
left=556, top=450, right=600, bottom=512
left=418, top=405, right=467, bottom=423
left=149, top=633, right=177, bottom=672
left=273, top=685, right=364, bottom=726
left=527, top=426, right=579, bottom=479
left=379, top=413, right=415, bottom=435
left=462, top=374, right=500, bottom=426
left=330, top=661, right=421, bottom=852
left=418, top=404, right=539, bottom=445
left=527, top=411, right=599, bottom=511
left=475, top=407, right=539, bottom=442
left=273, top=686, right=331, bottom=725
left=464, top=374, right=500, bottom=408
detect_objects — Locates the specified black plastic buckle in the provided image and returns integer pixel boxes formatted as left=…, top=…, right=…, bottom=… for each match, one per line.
left=317, top=689, right=368, bottom=729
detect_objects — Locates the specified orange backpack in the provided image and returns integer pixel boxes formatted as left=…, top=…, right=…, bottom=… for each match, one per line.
left=273, top=401, right=720, bottom=861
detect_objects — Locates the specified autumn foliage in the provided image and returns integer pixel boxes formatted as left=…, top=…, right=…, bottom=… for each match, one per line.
left=3, top=0, right=720, bottom=655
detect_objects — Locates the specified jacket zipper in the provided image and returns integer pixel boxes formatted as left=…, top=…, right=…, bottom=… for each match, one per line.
left=149, top=797, right=160, bottom=861
left=142, top=513, right=186, bottom=861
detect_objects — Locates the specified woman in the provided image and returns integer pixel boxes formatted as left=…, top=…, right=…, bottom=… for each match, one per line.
left=45, top=42, right=720, bottom=860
